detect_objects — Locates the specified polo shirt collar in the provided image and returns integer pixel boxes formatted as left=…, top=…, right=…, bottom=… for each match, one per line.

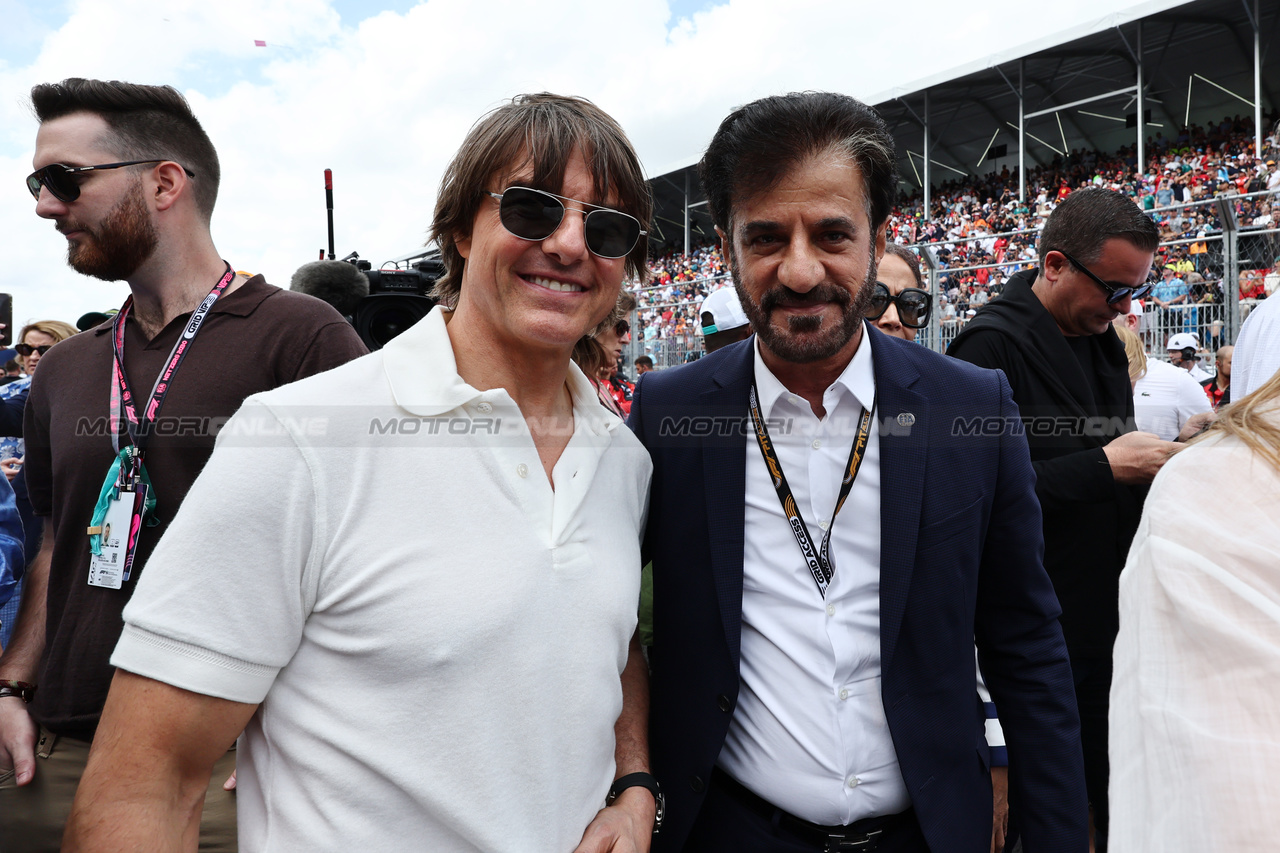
left=90, top=274, right=276, bottom=336
left=382, top=306, right=619, bottom=434
left=751, top=324, right=876, bottom=420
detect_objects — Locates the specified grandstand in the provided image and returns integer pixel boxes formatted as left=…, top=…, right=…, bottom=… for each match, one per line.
left=630, top=0, right=1279, bottom=369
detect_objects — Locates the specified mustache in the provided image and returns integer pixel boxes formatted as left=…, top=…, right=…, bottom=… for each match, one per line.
left=56, top=220, right=90, bottom=235
left=759, top=284, right=854, bottom=313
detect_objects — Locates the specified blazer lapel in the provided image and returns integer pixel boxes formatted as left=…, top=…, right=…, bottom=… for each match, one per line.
left=700, top=341, right=753, bottom=671
left=869, top=331, right=929, bottom=673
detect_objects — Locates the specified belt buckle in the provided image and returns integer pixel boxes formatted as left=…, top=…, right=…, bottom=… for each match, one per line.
left=824, top=828, right=882, bottom=852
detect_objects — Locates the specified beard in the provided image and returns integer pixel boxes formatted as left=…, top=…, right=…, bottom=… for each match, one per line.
left=65, top=179, right=158, bottom=282
left=732, top=248, right=878, bottom=364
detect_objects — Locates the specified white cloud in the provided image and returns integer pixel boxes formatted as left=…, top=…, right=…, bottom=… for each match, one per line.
left=0, top=0, right=1148, bottom=329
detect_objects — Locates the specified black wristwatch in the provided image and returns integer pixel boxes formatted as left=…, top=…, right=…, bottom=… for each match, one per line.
left=0, top=680, right=37, bottom=703
left=607, top=772, right=665, bottom=835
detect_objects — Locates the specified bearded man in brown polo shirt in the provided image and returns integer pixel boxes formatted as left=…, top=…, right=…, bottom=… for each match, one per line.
left=0, top=77, right=366, bottom=851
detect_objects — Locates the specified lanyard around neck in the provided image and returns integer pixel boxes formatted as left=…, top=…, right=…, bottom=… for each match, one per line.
left=747, top=381, right=875, bottom=599
left=109, top=262, right=235, bottom=461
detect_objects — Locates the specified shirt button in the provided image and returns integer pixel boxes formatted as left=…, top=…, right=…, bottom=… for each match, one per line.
left=789, top=395, right=801, bottom=405
left=516, top=463, right=528, bottom=479
left=818, top=519, right=829, bottom=531
left=839, top=688, right=849, bottom=700
left=826, top=603, right=835, bottom=616
left=476, top=401, right=493, bottom=414
left=847, top=776, right=861, bottom=789
left=811, top=439, right=822, bottom=449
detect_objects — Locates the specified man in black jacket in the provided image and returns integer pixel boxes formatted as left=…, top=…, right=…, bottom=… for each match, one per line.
left=948, top=187, right=1180, bottom=852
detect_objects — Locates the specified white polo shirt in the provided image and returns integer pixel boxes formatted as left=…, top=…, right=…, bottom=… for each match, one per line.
left=1134, top=358, right=1211, bottom=441
left=718, top=333, right=911, bottom=825
left=113, top=307, right=653, bottom=853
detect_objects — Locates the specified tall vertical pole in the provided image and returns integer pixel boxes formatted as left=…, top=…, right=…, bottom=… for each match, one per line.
left=923, top=90, right=932, bottom=222
left=1255, top=0, right=1263, bottom=160
left=683, top=171, right=691, bottom=258
left=324, top=168, right=335, bottom=260
left=1136, top=22, right=1145, bottom=178
left=1019, top=59, right=1026, bottom=204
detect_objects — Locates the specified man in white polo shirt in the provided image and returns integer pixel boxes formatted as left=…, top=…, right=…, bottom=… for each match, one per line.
left=63, top=94, right=660, bottom=853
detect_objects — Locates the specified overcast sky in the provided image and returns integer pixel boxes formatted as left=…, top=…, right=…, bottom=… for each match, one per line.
left=0, top=0, right=1166, bottom=327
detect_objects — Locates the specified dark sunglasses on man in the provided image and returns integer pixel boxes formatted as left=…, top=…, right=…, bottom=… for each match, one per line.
left=865, top=283, right=932, bottom=329
left=15, top=343, right=55, bottom=357
left=26, top=160, right=196, bottom=204
left=1056, top=250, right=1155, bottom=305
left=485, top=186, right=646, bottom=259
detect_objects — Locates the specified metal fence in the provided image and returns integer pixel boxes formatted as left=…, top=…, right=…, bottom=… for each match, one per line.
left=623, top=190, right=1278, bottom=375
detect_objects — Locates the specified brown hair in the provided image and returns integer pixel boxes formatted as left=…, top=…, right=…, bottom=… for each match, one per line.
left=430, top=94, right=651, bottom=307
left=31, top=78, right=220, bottom=221
left=883, top=243, right=923, bottom=288
left=572, top=290, right=637, bottom=379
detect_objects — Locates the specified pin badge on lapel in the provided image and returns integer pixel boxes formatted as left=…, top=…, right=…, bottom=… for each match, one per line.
left=896, top=412, right=916, bottom=427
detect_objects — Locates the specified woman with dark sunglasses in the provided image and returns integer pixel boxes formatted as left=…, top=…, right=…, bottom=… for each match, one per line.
left=572, top=291, right=636, bottom=418
left=868, top=244, right=932, bottom=342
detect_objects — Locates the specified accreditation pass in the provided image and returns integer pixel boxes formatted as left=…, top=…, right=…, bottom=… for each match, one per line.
left=87, top=485, right=148, bottom=589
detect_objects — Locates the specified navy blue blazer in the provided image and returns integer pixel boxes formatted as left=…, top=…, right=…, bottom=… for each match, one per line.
left=628, top=323, right=1087, bottom=853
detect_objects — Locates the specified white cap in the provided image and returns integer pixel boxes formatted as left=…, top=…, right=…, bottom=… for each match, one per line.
left=1128, top=299, right=1144, bottom=317
left=699, top=287, right=750, bottom=335
left=1166, top=332, right=1200, bottom=351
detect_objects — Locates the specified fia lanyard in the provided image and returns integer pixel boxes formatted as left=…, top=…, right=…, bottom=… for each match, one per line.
left=109, top=262, right=235, bottom=479
left=748, top=381, right=874, bottom=599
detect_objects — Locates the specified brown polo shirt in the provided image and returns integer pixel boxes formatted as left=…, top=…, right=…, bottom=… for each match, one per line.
left=22, top=275, right=368, bottom=738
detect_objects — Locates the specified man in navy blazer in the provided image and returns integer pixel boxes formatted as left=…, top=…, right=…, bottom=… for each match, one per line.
left=627, top=92, right=1086, bottom=852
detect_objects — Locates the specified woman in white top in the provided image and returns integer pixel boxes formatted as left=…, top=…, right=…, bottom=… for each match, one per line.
left=1109, top=300, right=1280, bottom=852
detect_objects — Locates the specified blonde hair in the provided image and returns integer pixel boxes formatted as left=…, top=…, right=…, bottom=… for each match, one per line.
left=1193, top=365, right=1280, bottom=471
left=1113, top=324, right=1147, bottom=384
left=19, top=319, right=79, bottom=345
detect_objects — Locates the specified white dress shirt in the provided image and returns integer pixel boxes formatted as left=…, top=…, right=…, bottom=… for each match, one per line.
left=718, top=333, right=911, bottom=825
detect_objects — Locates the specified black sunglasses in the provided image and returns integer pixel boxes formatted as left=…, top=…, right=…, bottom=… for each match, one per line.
left=26, top=160, right=195, bottom=203
left=1057, top=250, right=1154, bottom=306
left=485, top=186, right=646, bottom=259
left=866, top=283, right=932, bottom=329
left=15, top=343, right=54, bottom=357
left=614, top=319, right=631, bottom=337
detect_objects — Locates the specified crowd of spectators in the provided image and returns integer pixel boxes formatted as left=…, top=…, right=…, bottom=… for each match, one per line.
left=630, top=113, right=1280, bottom=358
left=633, top=242, right=728, bottom=358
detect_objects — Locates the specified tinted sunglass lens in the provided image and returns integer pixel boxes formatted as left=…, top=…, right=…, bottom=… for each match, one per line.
left=499, top=188, right=563, bottom=241
left=865, top=285, right=890, bottom=319
left=901, top=294, right=930, bottom=327
left=30, top=166, right=78, bottom=203
left=585, top=211, right=640, bottom=258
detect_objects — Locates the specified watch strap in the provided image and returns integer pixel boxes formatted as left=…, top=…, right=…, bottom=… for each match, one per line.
left=0, top=680, right=37, bottom=703
left=607, top=772, right=665, bottom=834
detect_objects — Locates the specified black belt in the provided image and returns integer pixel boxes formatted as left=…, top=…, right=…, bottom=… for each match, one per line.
left=713, top=770, right=914, bottom=852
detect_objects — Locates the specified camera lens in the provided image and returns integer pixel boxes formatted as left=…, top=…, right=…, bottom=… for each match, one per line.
left=355, top=294, right=434, bottom=350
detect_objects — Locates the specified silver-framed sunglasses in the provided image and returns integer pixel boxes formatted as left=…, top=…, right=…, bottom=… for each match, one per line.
left=485, top=186, right=646, bottom=259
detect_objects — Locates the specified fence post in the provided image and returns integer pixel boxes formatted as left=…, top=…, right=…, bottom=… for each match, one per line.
left=1216, top=197, right=1240, bottom=342
left=918, top=247, right=942, bottom=353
